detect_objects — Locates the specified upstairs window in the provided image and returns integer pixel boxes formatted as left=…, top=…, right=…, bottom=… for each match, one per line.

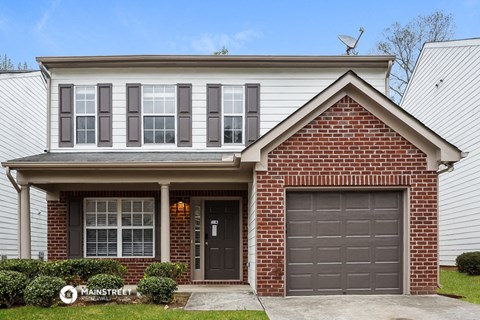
left=75, top=86, right=96, bottom=144
left=143, top=85, right=176, bottom=144
left=223, top=86, right=244, bottom=144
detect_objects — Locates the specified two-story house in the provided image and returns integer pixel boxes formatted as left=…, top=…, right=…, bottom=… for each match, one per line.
left=2, top=55, right=464, bottom=297
left=0, top=70, right=47, bottom=260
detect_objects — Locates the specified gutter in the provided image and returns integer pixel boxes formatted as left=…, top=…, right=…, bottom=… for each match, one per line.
left=38, top=62, right=51, bottom=153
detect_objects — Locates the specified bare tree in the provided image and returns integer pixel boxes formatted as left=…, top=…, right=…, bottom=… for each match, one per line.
left=376, top=12, right=455, bottom=101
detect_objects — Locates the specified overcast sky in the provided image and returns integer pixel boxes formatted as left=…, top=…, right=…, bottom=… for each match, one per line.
left=1, top=0, right=480, bottom=67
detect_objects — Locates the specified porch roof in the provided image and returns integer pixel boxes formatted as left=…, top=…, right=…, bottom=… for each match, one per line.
left=2, top=152, right=240, bottom=169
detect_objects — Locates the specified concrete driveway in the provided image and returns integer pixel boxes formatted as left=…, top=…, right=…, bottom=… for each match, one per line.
left=260, top=295, right=480, bottom=320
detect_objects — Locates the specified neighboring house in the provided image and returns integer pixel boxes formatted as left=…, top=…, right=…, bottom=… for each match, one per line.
left=2, top=55, right=463, bottom=297
left=0, top=70, right=47, bottom=259
left=401, top=38, right=480, bottom=266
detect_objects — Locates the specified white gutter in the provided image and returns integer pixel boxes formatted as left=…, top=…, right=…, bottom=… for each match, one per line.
left=38, top=62, right=51, bottom=153
left=385, top=60, right=393, bottom=97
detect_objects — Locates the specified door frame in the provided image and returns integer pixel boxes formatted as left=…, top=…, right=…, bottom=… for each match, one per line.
left=284, top=186, right=410, bottom=296
left=190, top=197, right=243, bottom=281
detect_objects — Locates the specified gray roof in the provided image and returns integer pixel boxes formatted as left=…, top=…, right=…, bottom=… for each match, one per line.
left=5, top=152, right=236, bottom=164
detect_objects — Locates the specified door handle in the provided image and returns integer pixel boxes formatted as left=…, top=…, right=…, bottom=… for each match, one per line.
left=205, top=241, right=209, bottom=246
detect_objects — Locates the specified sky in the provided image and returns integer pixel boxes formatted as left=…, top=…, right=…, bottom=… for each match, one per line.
left=1, top=0, right=480, bottom=67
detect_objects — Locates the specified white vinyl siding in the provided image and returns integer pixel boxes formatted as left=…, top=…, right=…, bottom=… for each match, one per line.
left=49, top=67, right=387, bottom=152
left=0, top=71, right=47, bottom=259
left=401, top=39, right=480, bottom=265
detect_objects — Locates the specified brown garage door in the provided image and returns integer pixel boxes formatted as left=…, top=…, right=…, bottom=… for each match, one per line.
left=286, top=191, right=403, bottom=296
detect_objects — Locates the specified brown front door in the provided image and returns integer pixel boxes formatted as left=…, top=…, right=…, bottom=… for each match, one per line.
left=205, top=200, right=240, bottom=280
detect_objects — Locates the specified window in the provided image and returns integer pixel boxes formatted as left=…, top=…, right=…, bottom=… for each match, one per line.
left=223, top=86, right=243, bottom=144
left=143, top=85, right=176, bottom=144
left=85, top=198, right=154, bottom=257
left=75, top=86, right=96, bottom=144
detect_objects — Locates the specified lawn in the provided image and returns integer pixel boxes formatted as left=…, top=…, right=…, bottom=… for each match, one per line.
left=0, top=305, right=268, bottom=320
left=438, top=269, right=480, bottom=304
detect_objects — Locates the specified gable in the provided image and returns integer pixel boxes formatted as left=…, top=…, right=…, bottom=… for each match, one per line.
left=241, top=71, right=464, bottom=171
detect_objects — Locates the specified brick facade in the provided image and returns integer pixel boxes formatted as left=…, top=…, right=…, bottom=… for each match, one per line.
left=47, top=190, right=248, bottom=285
left=255, top=96, right=438, bottom=296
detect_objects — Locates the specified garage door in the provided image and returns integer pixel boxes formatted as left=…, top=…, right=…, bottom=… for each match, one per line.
left=286, top=191, right=403, bottom=296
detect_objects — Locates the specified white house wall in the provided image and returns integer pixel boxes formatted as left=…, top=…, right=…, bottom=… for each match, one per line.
left=49, top=67, right=387, bottom=152
left=0, top=71, right=47, bottom=259
left=401, top=40, right=480, bottom=265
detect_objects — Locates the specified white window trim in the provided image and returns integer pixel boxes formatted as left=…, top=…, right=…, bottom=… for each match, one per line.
left=221, top=85, right=245, bottom=146
left=74, top=85, right=97, bottom=146
left=83, top=197, right=155, bottom=258
left=141, top=84, right=177, bottom=146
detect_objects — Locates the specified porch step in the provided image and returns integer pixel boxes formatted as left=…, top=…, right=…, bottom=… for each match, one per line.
left=178, top=284, right=253, bottom=293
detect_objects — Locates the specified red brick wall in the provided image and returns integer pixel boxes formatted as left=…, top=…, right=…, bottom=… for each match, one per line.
left=47, top=190, right=248, bottom=285
left=256, top=96, right=438, bottom=296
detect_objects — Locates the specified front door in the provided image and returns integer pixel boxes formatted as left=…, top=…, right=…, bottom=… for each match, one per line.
left=205, top=200, right=240, bottom=280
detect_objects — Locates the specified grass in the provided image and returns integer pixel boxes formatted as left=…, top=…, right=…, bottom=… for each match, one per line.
left=0, top=305, right=268, bottom=320
left=438, top=269, right=480, bottom=304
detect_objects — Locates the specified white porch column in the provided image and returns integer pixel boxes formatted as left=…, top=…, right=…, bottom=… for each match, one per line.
left=160, top=184, right=170, bottom=262
left=19, top=184, right=31, bottom=259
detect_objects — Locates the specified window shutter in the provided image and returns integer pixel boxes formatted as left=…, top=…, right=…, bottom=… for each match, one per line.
left=58, top=84, right=74, bottom=147
left=126, top=84, right=141, bottom=147
left=245, top=83, right=260, bottom=146
left=155, top=197, right=161, bottom=260
left=67, top=198, right=82, bottom=258
left=177, top=83, right=192, bottom=147
left=98, top=83, right=112, bottom=147
left=206, top=84, right=222, bottom=147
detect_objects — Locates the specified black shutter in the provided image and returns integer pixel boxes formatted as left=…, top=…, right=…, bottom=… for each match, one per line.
left=206, top=84, right=222, bottom=147
left=245, top=83, right=260, bottom=146
left=67, top=198, right=82, bottom=258
left=126, top=84, right=141, bottom=147
left=59, top=84, right=74, bottom=147
left=97, top=83, right=112, bottom=147
left=177, top=83, right=192, bottom=147
left=155, top=197, right=161, bottom=260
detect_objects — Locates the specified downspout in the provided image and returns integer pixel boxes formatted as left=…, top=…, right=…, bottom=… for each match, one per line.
left=385, top=60, right=393, bottom=97
left=38, top=62, right=51, bottom=153
left=5, top=167, right=22, bottom=257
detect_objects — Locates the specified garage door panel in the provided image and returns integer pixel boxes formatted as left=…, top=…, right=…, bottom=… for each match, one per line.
left=344, top=192, right=370, bottom=209
left=317, top=247, right=342, bottom=263
left=346, top=247, right=371, bottom=263
left=317, top=220, right=341, bottom=237
left=314, top=193, right=341, bottom=210
left=346, top=220, right=371, bottom=236
left=375, top=246, right=400, bottom=263
left=287, top=220, right=312, bottom=237
left=287, top=193, right=313, bottom=210
left=287, top=190, right=403, bottom=296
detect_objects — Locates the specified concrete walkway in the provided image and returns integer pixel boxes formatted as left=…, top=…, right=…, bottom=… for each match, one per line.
left=183, top=285, right=264, bottom=311
left=260, top=295, right=480, bottom=320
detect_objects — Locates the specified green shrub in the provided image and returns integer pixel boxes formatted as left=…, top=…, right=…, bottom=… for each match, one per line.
left=0, top=259, right=43, bottom=279
left=24, top=276, right=66, bottom=307
left=137, top=276, right=177, bottom=304
left=40, top=260, right=77, bottom=285
left=86, top=274, right=124, bottom=292
left=144, top=262, right=187, bottom=280
left=0, top=270, right=29, bottom=307
left=40, top=259, right=127, bottom=285
left=456, top=251, right=480, bottom=275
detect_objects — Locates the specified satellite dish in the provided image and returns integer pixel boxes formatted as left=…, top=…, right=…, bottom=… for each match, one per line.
left=338, top=27, right=365, bottom=55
